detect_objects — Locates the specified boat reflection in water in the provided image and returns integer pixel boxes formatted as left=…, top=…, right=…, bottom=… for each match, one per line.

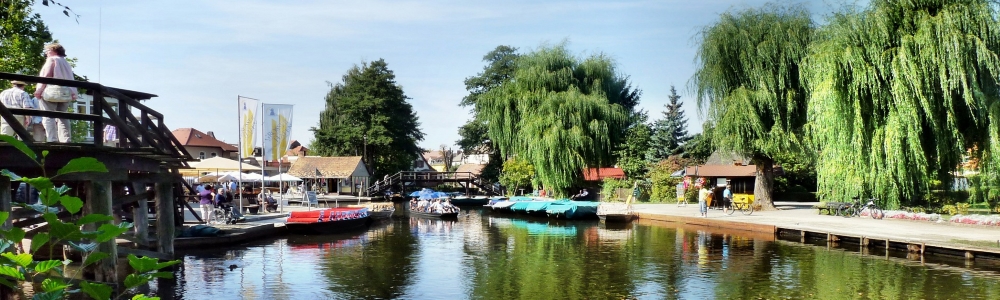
left=167, top=209, right=1000, bottom=299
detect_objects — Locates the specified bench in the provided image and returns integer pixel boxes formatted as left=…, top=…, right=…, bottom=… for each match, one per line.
left=815, top=202, right=847, bottom=215
left=239, top=197, right=261, bottom=214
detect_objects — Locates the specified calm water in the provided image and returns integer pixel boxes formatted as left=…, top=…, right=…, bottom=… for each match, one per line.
left=161, top=208, right=1000, bottom=299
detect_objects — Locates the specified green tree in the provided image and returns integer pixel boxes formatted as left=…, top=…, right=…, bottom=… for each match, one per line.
left=683, top=122, right=715, bottom=164
left=804, top=0, right=1000, bottom=208
left=456, top=46, right=520, bottom=183
left=0, top=0, right=53, bottom=89
left=311, top=59, right=424, bottom=177
left=647, top=86, right=690, bottom=161
left=498, top=157, right=534, bottom=195
left=614, top=111, right=651, bottom=180
left=477, top=43, right=639, bottom=196
left=692, top=4, right=813, bottom=210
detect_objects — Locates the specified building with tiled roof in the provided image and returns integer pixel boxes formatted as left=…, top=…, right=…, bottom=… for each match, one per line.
left=287, top=156, right=371, bottom=195
left=582, top=167, right=626, bottom=181
left=171, top=128, right=239, bottom=160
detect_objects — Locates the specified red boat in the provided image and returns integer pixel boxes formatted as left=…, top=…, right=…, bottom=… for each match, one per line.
left=285, top=207, right=372, bottom=235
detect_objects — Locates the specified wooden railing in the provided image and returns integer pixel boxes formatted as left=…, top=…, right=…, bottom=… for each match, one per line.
left=367, top=171, right=503, bottom=196
left=0, top=72, right=193, bottom=166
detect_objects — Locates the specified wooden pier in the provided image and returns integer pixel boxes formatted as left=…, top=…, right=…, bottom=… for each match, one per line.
left=1, top=72, right=199, bottom=282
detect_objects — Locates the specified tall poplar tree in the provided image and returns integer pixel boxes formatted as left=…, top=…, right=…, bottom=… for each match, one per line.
left=805, top=0, right=1000, bottom=208
left=476, top=44, right=639, bottom=195
left=311, top=59, right=425, bottom=177
left=647, top=86, right=690, bottom=161
left=692, top=4, right=813, bottom=210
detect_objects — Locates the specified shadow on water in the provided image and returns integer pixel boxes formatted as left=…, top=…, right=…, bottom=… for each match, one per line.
left=163, top=208, right=1000, bottom=299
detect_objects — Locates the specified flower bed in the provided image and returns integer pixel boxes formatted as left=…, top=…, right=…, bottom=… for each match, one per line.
left=864, top=210, right=942, bottom=222
left=949, top=214, right=1000, bottom=226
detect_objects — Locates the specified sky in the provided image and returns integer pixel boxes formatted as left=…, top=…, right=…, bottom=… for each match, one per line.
left=32, top=0, right=834, bottom=151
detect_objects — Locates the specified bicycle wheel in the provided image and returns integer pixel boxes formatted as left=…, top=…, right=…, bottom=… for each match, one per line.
left=725, top=202, right=736, bottom=215
left=740, top=203, right=754, bottom=215
left=212, top=208, right=227, bottom=224
left=869, top=205, right=884, bottom=220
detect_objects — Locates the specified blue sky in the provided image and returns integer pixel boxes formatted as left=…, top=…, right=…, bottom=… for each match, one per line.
left=33, top=0, right=831, bottom=151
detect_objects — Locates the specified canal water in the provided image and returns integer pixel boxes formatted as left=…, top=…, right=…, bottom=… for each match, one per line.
left=164, top=208, right=1000, bottom=299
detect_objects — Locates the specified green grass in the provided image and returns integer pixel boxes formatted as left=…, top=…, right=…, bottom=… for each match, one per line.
left=950, top=239, right=1000, bottom=249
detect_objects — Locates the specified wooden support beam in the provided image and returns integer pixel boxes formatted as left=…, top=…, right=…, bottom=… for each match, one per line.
left=131, top=182, right=150, bottom=248
left=86, top=180, right=117, bottom=283
left=155, top=177, right=175, bottom=255
left=1, top=176, right=11, bottom=230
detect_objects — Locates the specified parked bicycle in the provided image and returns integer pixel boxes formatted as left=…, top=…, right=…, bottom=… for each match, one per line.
left=838, top=197, right=883, bottom=219
left=724, top=196, right=754, bottom=216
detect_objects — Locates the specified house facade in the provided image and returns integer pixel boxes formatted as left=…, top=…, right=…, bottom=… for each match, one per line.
left=171, top=128, right=239, bottom=160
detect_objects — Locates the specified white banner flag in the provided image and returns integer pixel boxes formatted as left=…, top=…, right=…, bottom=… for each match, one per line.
left=238, top=96, right=259, bottom=158
left=262, top=104, right=293, bottom=162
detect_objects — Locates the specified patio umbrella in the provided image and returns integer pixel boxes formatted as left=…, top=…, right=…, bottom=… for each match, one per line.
left=190, top=157, right=262, bottom=171
left=264, top=174, right=303, bottom=182
left=408, top=191, right=422, bottom=197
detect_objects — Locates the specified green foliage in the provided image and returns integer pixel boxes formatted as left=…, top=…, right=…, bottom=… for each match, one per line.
left=692, top=4, right=813, bottom=208
left=614, top=112, right=651, bottom=180
left=498, top=157, right=535, bottom=195
left=0, top=137, right=179, bottom=299
left=310, top=59, right=425, bottom=178
left=647, top=156, right=691, bottom=202
left=0, top=0, right=53, bottom=91
left=772, top=150, right=816, bottom=193
left=456, top=46, right=520, bottom=184
left=683, top=123, right=714, bottom=164
left=805, top=0, right=1000, bottom=209
left=647, top=86, right=690, bottom=161
left=477, top=43, right=639, bottom=196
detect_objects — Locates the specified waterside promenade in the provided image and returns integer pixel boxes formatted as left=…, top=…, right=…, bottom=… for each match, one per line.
left=634, top=202, right=1000, bottom=260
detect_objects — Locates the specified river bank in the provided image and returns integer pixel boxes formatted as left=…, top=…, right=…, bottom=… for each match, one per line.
left=634, top=202, right=1000, bottom=260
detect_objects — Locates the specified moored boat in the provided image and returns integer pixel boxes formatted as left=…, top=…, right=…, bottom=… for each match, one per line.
left=409, top=209, right=459, bottom=219
left=285, top=207, right=371, bottom=234
left=451, top=195, right=491, bottom=206
left=547, top=200, right=599, bottom=219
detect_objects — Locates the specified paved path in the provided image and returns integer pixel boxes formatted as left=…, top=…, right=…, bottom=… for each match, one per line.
left=633, top=202, right=1000, bottom=252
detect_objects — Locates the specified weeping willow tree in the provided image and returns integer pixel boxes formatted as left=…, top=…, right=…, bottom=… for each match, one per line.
left=476, top=44, right=637, bottom=196
left=805, top=0, right=1000, bottom=208
left=691, top=4, right=814, bottom=210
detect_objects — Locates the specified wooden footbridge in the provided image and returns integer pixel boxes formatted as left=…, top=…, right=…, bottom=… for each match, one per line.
left=0, top=72, right=201, bottom=282
left=367, top=171, right=503, bottom=196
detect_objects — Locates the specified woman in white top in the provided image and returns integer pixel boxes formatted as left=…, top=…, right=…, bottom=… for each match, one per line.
left=34, top=43, right=77, bottom=143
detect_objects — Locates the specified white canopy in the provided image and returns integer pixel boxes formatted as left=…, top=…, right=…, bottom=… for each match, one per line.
left=189, top=157, right=261, bottom=171
left=264, top=174, right=303, bottom=182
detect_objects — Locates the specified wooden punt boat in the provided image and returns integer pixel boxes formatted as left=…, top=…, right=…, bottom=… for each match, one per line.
left=285, top=208, right=372, bottom=234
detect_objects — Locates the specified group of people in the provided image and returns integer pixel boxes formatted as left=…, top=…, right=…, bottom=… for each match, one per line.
left=197, top=184, right=245, bottom=224
left=698, top=184, right=732, bottom=217
left=1, top=42, right=77, bottom=142
left=409, top=198, right=460, bottom=214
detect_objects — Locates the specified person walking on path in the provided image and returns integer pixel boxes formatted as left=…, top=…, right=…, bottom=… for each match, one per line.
left=199, top=185, right=215, bottom=224
left=1, top=80, right=31, bottom=136
left=34, top=42, right=77, bottom=143
left=698, top=185, right=711, bottom=218
left=723, top=184, right=733, bottom=215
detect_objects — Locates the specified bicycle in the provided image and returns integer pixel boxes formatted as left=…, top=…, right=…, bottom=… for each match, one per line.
left=839, top=197, right=883, bottom=219
left=723, top=196, right=754, bottom=216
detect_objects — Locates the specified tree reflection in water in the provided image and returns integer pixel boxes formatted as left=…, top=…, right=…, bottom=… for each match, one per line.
left=168, top=209, right=1000, bottom=299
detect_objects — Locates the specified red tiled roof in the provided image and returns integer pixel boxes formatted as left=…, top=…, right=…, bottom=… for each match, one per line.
left=582, top=167, right=626, bottom=181
left=171, top=128, right=238, bottom=152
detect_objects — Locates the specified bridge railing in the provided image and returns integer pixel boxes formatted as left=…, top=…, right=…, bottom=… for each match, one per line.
left=0, top=72, right=193, bottom=166
left=367, top=171, right=503, bottom=196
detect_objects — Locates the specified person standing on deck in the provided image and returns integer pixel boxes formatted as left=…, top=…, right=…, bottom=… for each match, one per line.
left=34, top=43, right=77, bottom=143
left=22, top=96, right=46, bottom=142
left=698, top=185, right=711, bottom=218
left=722, top=184, right=733, bottom=215
left=1, top=80, right=31, bottom=137
left=199, top=185, right=215, bottom=224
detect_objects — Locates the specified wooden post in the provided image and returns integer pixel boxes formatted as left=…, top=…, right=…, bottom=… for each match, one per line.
left=155, top=178, right=175, bottom=255
left=132, top=183, right=149, bottom=247
left=87, top=180, right=117, bottom=282
left=1, top=176, right=11, bottom=230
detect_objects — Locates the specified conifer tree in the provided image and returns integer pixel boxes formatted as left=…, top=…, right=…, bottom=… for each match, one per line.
left=647, top=86, right=690, bottom=161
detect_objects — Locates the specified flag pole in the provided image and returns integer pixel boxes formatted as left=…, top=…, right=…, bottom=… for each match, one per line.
left=237, top=95, right=243, bottom=214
